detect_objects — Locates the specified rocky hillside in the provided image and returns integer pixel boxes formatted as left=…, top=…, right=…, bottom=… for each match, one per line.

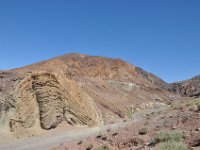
left=134, top=67, right=170, bottom=88
left=0, top=53, right=183, bottom=135
left=169, top=75, right=200, bottom=97
left=134, top=68, right=200, bottom=98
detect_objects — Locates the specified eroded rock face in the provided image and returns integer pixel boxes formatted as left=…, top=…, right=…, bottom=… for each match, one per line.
left=32, top=73, right=65, bottom=129
left=170, top=75, right=200, bottom=97
left=9, top=72, right=99, bottom=131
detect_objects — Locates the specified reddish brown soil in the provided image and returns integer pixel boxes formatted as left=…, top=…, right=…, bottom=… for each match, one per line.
left=51, top=100, right=200, bottom=150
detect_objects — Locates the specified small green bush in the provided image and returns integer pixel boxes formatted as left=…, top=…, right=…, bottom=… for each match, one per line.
left=139, top=127, right=148, bottom=135
left=154, top=131, right=184, bottom=143
left=155, top=141, right=188, bottom=150
left=125, top=109, right=134, bottom=119
left=187, top=98, right=200, bottom=111
left=152, top=131, right=187, bottom=150
left=193, top=98, right=200, bottom=110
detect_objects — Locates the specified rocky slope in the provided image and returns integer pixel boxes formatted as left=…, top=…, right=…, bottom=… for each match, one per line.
left=53, top=98, right=200, bottom=150
left=169, top=75, right=200, bottom=97
left=134, top=67, right=200, bottom=98
left=0, top=53, right=188, bottom=135
left=134, top=67, right=169, bottom=88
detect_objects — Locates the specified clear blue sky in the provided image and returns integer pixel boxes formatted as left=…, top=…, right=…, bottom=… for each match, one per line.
left=0, top=0, right=199, bottom=83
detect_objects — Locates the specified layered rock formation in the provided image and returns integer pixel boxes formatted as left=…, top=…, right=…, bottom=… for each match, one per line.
left=0, top=70, right=99, bottom=132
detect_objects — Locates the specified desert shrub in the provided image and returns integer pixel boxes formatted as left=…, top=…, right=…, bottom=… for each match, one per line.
left=193, top=98, right=200, bottom=110
left=125, top=109, right=134, bottom=119
left=152, top=131, right=187, bottom=150
left=101, top=135, right=107, bottom=140
left=96, top=132, right=102, bottom=139
left=154, top=141, right=188, bottom=150
left=154, top=131, right=184, bottom=143
left=94, top=144, right=109, bottom=150
left=187, top=98, right=200, bottom=111
left=150, top=131, right=184, bottom=145
left=139, top=127, right=148, bottom=135
left=86, top=144, right=93, bottom=150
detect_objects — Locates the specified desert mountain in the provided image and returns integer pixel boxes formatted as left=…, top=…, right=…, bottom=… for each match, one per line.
left=0, top=53, right=192, bottom=135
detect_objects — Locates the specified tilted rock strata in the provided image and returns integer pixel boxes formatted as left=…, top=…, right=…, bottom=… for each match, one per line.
left=6, top=72, right=99, bottom=132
